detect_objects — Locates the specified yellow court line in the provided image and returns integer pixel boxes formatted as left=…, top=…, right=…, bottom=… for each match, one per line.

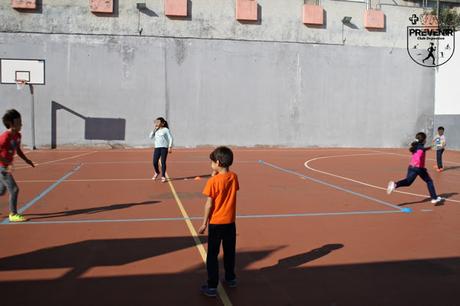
left=166, top=174, right=233, bottom=306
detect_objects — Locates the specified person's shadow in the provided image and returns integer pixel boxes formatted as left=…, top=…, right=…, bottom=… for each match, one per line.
left=398, top=193, right=458, bottom=207
left=167, top=174, right=212, bottom=182
left=261, top=244, right=344, bottom=271
left=25, top=200, right=160, bottom=220
left=443, top=165, right=460, bottom=172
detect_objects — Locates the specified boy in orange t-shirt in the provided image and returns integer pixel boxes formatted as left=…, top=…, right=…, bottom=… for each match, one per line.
left=199, top=146, right=239, bottom=297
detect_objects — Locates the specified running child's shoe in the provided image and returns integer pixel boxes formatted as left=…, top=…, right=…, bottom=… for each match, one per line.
left=387, top=181, right=396, bottom=194
left=9, top=213, right=27, bottom=222
left=431, top=197, right=444, bottom=204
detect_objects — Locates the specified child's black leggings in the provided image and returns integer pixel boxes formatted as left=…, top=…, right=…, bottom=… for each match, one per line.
left=396, top=166, right=437, bottom=200
left=153, top=147, right=168, bottom=177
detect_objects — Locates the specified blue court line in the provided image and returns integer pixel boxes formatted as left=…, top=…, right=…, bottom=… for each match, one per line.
left=258, top=160, right=411, bottom=213
left=0, top=209, right=405, bottom=225
left=1, top=164, right=82, bottom=224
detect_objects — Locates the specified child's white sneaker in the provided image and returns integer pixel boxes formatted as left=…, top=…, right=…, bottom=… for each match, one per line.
left=431, top=196, right=444, bottom=204
left=387, top=181, right=396, bottom=194
left=152, top=173, right=158, bottom=180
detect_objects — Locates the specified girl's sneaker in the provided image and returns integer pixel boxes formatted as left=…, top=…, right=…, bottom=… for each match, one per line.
left=387, top=181, right=396, bottom=194
left=200, top=285, right=217, bottom=297
left=152, top=173, right=158, bottom=180
left=431, top=197, right=444, bottom=204
left=161, top=177, right=166, bottom=183
left=9, top=213, right=27, bottom=222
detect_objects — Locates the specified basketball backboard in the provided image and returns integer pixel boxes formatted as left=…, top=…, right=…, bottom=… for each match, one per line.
left=0, top=58, right=45, bottom=84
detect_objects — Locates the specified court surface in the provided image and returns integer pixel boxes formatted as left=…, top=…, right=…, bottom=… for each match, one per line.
left=0, top=148, right=459, bottom=306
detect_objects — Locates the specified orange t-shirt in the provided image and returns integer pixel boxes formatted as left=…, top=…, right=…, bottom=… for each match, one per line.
left=203, top=171, right=239, bottom=224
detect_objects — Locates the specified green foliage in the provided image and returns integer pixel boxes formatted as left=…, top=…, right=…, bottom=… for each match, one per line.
left=423, top=8, right=460, bottom=30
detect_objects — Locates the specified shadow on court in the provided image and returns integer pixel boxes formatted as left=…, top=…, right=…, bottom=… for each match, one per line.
left=398, top=193, right=458, bottom=207
left=261, top=244, right=344, bottom=271
left=24, top=200, right=160, bottom=220
left=0, top=239, right=458, bottom=305
left=443, top=165, right=460, bottom=172
left=167, top=174, right=212, bottom=182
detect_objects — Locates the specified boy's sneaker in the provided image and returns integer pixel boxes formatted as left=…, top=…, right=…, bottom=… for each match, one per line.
left=431, top=197, right=444, bottom=204
left=152, top=173, right=158, bottom=180
left=9, top=213, right=27, bottom=222
left=436, top=168, right=444, bottom=172
left=225, top=279, right=237, bottom=288
left=387, top=181, right=396, bottom=194
left=200, top=285, right=217, bottom=297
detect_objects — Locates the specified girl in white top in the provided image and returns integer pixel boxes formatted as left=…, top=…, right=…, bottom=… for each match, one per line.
left=149, top=117, right=173, bottom=182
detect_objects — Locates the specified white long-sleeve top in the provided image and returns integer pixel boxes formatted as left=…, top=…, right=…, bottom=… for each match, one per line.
left=149, top=127, right=173, bottom=148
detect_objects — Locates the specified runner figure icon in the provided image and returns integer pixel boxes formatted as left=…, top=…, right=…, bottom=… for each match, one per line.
left=422, top=42, right=436, bottom=65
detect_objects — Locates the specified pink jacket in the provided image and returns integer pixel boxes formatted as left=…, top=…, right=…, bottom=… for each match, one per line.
left=409, top=145, right=427, bottom=168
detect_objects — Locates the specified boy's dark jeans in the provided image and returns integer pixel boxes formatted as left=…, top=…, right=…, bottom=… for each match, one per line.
left=436, top=149, right=444, bottom=169
left=396, top=166, right=437, bottom=199
left=207, top=223, right=236, bottom=288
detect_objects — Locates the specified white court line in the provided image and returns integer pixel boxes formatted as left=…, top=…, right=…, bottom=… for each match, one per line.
left=16, top=178, right=156, bottom=183
left=304, top=153, right=460, bottom=204
left=260, top=160, right=407, bottom=212
left=372, top=150, right=460, bottom=166
left=14, top=151, right=96, bottom=170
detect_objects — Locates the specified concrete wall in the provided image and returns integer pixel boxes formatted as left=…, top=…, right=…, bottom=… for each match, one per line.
left=0, top=0, right=441, bottom=148
left=0, top=0, right=424, bottom=48
left=435, top=31, right=460, bottom=150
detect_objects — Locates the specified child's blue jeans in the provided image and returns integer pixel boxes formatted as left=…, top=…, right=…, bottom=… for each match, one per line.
left=436, top=149, right=445, bottom=169
left=0, top=167, right=19, bottom=214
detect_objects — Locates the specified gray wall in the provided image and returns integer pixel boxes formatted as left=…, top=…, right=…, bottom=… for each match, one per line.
left=0, top=0, right=442, bottom=148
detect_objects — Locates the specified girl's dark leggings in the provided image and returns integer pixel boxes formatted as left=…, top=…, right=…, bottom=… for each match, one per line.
left=436, top=149, right=444, bottom=169
left=396, top=166, right=437, bottom=199
left=153, top=147, right=168, bottom=177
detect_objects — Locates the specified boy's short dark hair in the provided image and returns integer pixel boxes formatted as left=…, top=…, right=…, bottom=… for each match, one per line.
left=438, top=126, right=445, bottom=131
left=2, top=109, right=21, bottom=128
left=209, top=146, right=234, bottom=168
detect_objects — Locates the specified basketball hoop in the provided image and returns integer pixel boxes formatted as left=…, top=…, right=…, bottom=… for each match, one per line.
left=16, top=79, right=27, bottom=91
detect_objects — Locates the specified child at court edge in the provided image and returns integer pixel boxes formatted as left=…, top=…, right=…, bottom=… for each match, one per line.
left=0, top=109, right=35, bottom=222
left=198, top=146, right=239, bottom=297
left=432, top=126, right=446, bottom=172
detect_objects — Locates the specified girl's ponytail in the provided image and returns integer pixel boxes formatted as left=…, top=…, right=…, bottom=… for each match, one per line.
left=409, top=140, right=419, bottom=153
left=409, top=132, right=427, bottom=153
